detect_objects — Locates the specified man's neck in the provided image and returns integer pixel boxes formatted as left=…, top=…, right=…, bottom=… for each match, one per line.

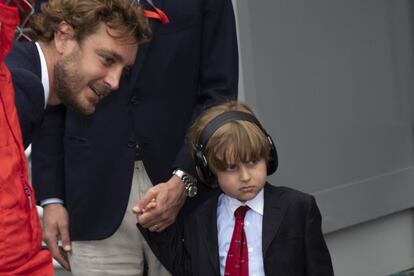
left=38, top=41, right=61, bottom=105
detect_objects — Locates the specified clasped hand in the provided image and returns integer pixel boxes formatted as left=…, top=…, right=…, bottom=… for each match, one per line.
left=133, top=175, right=186, bottom=232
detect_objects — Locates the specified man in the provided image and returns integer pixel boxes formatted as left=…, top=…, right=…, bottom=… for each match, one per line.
left=32, top=0, right=238, bottom=275
left=1, top=0, right=149, bottom=275
left=6, top=0, right=149, bottom=148
left=0, top=0, right=149, bottom=275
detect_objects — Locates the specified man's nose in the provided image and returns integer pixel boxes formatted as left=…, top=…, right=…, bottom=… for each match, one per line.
left=104, top=67, right=123, bottom=91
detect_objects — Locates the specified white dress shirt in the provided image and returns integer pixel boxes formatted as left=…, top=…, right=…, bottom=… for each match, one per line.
left=217, top=190, right=265, bottom=276
left=35, top=42, right=49, bottom=108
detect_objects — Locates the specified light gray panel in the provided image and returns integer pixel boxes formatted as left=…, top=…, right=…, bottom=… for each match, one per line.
left=233, top=0, right=257, bottom=105
left=236, top=0, right=414, bottom=231
left=325, top=209, right=414, bottom=276
left=316, top=167, right=414, bottom=233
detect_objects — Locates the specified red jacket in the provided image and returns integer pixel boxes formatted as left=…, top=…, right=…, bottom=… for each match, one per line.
left=0, top=2, right=53, bottom=275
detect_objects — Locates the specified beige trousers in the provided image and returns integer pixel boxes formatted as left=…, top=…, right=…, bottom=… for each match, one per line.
left=68, top=161, right=171, bottom=276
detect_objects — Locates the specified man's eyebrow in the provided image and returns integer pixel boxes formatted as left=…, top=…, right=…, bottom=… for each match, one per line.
left=97, top=49, right=136, bottom=67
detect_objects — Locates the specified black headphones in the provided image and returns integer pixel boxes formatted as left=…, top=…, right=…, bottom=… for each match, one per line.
left=194, top=111, right=278, bottom=188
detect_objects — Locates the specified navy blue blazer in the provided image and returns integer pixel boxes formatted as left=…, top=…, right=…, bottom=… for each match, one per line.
left=5, top=42, right=44, bottom=148
left=4, top=42, right=64, bottom=149
left=139, top=184, right=335, bottom=276
left=31, top=0, right=238, bottom=241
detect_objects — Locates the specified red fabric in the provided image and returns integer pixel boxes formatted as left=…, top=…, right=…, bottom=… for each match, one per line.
left=0, top=3, right=53, bottom=275
left=144, top=6, right=169, bottom=24
left=224, top=206, right=250, bottom=276
left=6, top=0, right=34, bottom=24
left=0, top=2, right=19, bottom=61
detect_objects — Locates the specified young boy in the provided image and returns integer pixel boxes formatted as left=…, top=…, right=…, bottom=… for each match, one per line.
left=136, top=101, right=334, bottom=276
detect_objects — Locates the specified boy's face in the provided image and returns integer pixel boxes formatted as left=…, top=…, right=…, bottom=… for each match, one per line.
left=216, top=158, right=267, bottom=202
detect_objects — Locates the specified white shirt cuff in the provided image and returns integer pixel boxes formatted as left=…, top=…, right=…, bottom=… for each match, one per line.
left=40, top=198, right=64, bottom=207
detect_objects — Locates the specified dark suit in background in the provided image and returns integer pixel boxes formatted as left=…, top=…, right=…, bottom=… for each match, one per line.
left=140, top=184, right=335, bottom=276
left=31, top=0, right=238, bottom=274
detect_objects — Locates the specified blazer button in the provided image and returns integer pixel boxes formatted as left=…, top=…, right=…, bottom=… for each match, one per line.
left=127, top=140, right=136, bottom=148
left=130, top=95, right=138, bottom=105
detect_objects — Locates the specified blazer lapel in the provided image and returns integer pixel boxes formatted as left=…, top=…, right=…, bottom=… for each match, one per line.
left=197, top=192, right=221, bottom=275
left=129, top=0, right=166, bottom=86
left=13, top=42, right=42, bottom=78
left=28, top=43, right=42, bottom=78
left=262, top=184, right=287, bottom=255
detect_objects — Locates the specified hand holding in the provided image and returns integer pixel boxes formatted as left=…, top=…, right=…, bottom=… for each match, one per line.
left=133, top=175, right=186, bottom=232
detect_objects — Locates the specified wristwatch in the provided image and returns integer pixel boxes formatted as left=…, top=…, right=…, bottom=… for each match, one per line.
left=172, top=169, right=198, bottom=198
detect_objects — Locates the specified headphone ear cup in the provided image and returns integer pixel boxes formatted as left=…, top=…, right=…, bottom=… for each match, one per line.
left=266, top=134, right=278, bottom=175
left=194, top=149, right=218, bottom=188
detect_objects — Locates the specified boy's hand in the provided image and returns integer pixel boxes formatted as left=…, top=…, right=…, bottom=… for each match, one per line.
left=143, top=198, right=157, bottom=212
left=133, top=198, right=157, bottom=231
left=133, top=175, right=186, bottom=232
left=133, top=198, right=157, bottom=214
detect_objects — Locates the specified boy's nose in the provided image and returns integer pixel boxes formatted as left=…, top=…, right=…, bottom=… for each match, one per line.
left=239, top=166, right=251, bottom=182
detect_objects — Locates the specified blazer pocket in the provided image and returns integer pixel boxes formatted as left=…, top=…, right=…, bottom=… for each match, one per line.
left=274, top=235, right=304, bottom=242
left=156, top=13, right=199, bottom=34
left=64, top=135, right=89, bottom=146
left=64, top=135, right=91, bottom=163
left=267, top=236, right=304, bottom=256
left=265, top=237, right=304, bottom=274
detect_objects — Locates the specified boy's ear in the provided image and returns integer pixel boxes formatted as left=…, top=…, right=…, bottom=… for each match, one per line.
left=54, top=21, right=75, bottom=54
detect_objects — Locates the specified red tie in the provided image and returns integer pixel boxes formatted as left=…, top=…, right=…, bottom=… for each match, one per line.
left=224, top=205, right=250, bottom=276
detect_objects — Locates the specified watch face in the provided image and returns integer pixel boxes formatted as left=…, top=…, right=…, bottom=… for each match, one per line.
left=187, top=185, right=198, bottom=197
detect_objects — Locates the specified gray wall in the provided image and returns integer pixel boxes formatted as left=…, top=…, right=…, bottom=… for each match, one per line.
left=235, top=0, right=414, bottom=233
left=325, top=209, right=414, bottom=276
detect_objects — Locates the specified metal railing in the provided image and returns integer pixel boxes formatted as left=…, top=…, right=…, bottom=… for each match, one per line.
left=5, top=0, right=35, bottom=41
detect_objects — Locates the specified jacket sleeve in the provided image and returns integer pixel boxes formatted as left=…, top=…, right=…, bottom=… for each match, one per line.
left=10, top=68, right=46, bottom=148
left=137, top=223, right=193, bottom=276
left=304, top=196, right=335, bottom=276
left=172, top=0, right=238, bottom=176
left=31, top=104, right=66, bottom=202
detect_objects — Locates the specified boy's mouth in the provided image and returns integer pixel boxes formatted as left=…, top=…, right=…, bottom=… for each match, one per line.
left=240, top=186, right=254, bottom=193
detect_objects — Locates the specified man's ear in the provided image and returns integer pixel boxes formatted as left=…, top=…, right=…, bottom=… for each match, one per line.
left=54, top=21, right=75, bottom=54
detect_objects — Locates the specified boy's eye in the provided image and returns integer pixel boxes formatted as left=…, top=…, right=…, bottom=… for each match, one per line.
left=225, top=164, right=237, bottom=171
left=246, top=159, right=258, bottom=166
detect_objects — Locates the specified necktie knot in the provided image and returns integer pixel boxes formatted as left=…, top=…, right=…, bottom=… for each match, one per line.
left=234, top=205, right=250, bottom=220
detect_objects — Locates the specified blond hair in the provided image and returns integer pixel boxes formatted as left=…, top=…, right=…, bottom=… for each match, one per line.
left=192, top=101, right=270, bottom=173
left=31, top=0, right=150, bottom=44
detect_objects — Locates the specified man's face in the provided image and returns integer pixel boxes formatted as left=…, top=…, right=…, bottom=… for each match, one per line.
left=216, top=158, right=267, bottom=202
left=55, top=23, right=138, bottom=114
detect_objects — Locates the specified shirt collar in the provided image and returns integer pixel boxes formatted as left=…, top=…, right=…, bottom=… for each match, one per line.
left=224, top=189, right=264, bottom=217
left=35, top=42, right=50, bottom=108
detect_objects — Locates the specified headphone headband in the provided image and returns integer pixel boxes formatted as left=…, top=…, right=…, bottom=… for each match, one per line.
left=194, top=110, right=278, bottom=188
left=198, top=111, right=265, bottom=150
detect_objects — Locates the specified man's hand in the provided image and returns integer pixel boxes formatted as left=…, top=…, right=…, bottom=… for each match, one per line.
left=133, top=175, right=186, bottom=232
left=42, top=203, right=71, bottom=271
